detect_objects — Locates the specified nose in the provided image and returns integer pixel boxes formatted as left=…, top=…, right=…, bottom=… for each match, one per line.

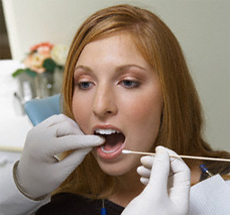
left=93, top=85, right=118, bottom=118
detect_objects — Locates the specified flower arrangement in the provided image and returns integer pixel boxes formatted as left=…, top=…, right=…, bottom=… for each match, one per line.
left=12, top=42, right=69, bottom=99
left=12, top=42, right=69, bottom=77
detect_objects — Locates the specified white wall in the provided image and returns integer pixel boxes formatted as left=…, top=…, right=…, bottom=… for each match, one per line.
left=145, top=0, right=230, bottom=151
left=3, top=0, right=230, bottom=151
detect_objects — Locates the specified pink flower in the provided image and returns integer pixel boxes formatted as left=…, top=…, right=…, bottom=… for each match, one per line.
left=30, top=42, right=53, bottom=52
left=23, top=42, right=53, bottom=73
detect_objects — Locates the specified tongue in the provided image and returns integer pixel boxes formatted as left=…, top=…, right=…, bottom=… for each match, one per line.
left=103, top=133, right=124, bottom=151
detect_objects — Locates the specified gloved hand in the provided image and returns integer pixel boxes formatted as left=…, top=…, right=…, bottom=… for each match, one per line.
left=15, top=114, right=104, bottom=199
left=122, top=146, right=191, bottom=215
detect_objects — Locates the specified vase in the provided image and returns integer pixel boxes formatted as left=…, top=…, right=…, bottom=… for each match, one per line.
left=16, top=68, right=63, bottom=103
left=17, top=72, right=37, bottom=103
left=36, top=68, right=63, bottom=98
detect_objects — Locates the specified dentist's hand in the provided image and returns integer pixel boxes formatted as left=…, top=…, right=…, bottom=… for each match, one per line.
left=15, top=114, right=104, bottom=199
left=122, top=146, right=191, bottom=215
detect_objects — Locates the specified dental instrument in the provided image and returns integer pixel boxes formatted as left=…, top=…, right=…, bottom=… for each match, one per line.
left=199, top=164, right=213, bottom=177
left=122, top=149, right=230, bottom=162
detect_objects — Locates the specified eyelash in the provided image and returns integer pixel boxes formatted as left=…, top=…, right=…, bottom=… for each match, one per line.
left=76, top=80, right=140, bottom=90
left=77, top=81, right=94, bottom=90
left=119, top=80, right=140, bottom=89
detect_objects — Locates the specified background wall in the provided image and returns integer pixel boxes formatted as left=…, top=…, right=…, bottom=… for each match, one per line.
left=2, top=0, right=230, bottom=151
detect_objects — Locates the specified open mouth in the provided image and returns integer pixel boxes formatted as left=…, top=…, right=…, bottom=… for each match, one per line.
left=94, top=129, right=126, bottom=155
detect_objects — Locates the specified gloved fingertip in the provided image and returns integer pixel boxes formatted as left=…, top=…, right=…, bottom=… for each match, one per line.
left=136, top=166, right=146, bottom=175
left=140, top=156, right=154, bottom=165
left=136, top=166, right=142, bottom=174
left=155, top=145, right=166, bottom=153
left=94, top=136, right=105, bottom=144
left=140, top=177, right=149, bottom=186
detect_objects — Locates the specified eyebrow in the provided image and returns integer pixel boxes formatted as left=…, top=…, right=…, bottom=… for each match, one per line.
left=117, top=64, right=147, bottom=73
left=74, top=65, right=93, bottom=73
left=74, top=64, right=147, bottom=74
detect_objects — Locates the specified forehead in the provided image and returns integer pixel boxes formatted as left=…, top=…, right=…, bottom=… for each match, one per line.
left=82, top=31, right=136, bottom=52
left=76, top=32, right=150, bottom=67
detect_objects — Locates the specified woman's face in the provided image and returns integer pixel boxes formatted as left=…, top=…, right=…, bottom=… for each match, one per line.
left=72, top=32, right=163, bottom=176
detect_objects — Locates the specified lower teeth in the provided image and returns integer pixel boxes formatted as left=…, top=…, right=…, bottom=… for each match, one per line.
left=100, top=146, right=117, bottom=154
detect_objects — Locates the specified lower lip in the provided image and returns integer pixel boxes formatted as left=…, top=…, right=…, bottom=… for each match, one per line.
left=96, top=143, right=125, bottom=160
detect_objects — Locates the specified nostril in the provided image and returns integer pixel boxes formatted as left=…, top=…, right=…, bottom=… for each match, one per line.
left=93, top=92, right=118, bottom=117
left=93, top=107, right=117, bottom=117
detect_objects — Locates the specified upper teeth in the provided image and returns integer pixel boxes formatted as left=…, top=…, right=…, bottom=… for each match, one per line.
left=95, top=129, right=120, bottom=135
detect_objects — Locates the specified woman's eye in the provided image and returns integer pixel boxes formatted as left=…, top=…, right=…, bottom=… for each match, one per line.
left=120, top=80, right=140, bottom=88
left=78, top=82, right=93, bottom=90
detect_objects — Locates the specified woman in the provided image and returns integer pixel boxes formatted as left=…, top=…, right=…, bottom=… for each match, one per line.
left=1, top=4, right=229, bottom=215
left=37, top=3, right=230, bottom=213
left=60, top=2, right=229, bottom=190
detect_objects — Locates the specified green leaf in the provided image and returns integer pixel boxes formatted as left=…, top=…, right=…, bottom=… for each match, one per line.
left=57, top=65, right=64, bottom=70
left=43, top=58, right=57, bottom=72
left=12, top=69, right=26, bottom=78
left=25, top=68, right=37, bottom=77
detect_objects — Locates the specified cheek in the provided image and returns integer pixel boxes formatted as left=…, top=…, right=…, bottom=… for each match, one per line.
left=72, top=94, right=92, bottom=131
left=123, top=93, right=163, bottom=149
left=125, top=93, right=162, bottom=124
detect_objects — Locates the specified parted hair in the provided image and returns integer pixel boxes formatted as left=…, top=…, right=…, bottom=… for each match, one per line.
left=57, top=4, right=230, bottom=198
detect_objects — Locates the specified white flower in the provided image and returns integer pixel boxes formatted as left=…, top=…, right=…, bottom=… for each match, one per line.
left=51, top=44, right=69, bottom=66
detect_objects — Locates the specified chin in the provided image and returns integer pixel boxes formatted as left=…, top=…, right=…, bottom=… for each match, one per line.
left=95, top=155, right=140, bottom=177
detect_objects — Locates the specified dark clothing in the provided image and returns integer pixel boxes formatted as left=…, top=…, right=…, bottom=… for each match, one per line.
left=35, top=193, right=124, bottom=215
left=36, top=164, right=229, bottom=214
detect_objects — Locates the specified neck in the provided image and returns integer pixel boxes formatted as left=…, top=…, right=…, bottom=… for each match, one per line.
left=190, top=165, right=202, bottom=186
left=108, top=168, right=145, bottom=207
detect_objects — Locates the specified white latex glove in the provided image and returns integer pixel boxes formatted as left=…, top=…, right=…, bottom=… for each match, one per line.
left=15, top=114, right=104, bottom=199
left=122, top=146, right=191, bottom=215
